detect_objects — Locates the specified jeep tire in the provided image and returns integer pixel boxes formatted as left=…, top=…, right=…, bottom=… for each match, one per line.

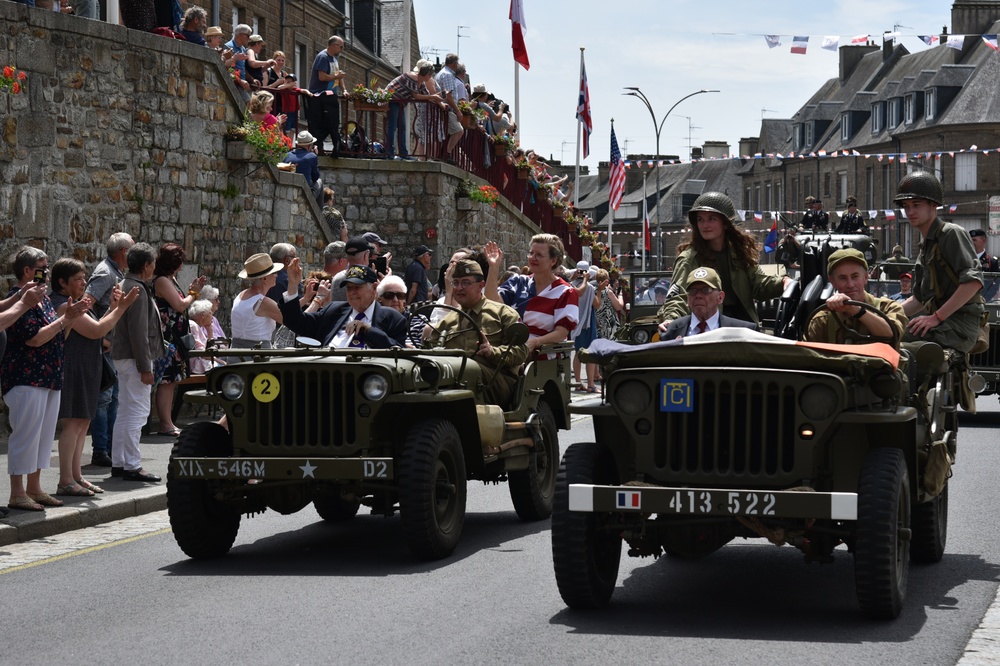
left=509, top=401, right=559, bottom=521
left=854, top=447, right=910, bottom=619
left=167, top=422, right=241, bottom=559
left=551, top=442, right=622, bottom=609
left=911, top=483, right=948, bottom=563
left=313, top=492, right=362, bottom=522
left=398, top=418, right=467, bottom=560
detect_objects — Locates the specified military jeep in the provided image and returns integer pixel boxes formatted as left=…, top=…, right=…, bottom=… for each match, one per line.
left=552, top=234, right=965, bottom=619
left=615, top=272, right=672, bottom=344
left=167, top=312, right=572, bottom=561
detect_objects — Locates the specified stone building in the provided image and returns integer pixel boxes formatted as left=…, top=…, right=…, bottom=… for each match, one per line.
left=740, top=0, right=1000, bottom=259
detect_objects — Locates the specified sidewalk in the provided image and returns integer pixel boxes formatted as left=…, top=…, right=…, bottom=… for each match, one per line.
left=0, top=424, right=179, bottom=547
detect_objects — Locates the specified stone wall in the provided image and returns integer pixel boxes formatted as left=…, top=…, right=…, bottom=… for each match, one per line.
left=0, top=2, right=329, bottom=305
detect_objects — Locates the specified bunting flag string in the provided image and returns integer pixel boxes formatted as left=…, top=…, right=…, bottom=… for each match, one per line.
left=619, top=144, right=1000, bottom=168
left=708, top=30, right=1000, bottom=55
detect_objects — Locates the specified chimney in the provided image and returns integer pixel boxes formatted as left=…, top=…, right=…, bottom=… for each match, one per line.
left=883, top=32, right=894, bottom=61
left=691, top=146, right=703, bottom=160
left=703, top=141, right=731, bottom=159
left=737, top=138, right=758, bottom=157
left=840, top=44, right=879, bottom=82
left=952, top=1, right=999, bottom=36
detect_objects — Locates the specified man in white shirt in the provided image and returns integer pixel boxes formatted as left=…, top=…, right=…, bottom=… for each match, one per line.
left=433, top=53, right=466, bottom=157
left=660, top=267, right=756, bottom=339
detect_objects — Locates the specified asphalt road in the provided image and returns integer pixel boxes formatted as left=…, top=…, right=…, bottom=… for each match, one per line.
left=3, top=399, right=1000, bottom=665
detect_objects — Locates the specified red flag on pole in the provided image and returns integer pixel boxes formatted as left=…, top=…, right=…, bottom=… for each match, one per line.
left=510, top=0, right=530, bottom=70
left=643, top=207, right=651, bottom=251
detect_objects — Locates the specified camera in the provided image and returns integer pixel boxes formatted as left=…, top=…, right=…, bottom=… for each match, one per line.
left=33, top=267, right=47, bottom=283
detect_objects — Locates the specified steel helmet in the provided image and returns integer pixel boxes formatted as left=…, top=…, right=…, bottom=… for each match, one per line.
left=894, top=171, right=944, bottom=206
left=687, top=191, right=740, bottom=226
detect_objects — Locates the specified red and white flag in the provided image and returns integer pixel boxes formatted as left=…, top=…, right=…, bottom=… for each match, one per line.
left=983, top=34, right=999, bottom=51
left=884, top=209, right=897, bottom=221
left=852, top=34, right=869, bottom=44
left=576, top=54, right=592, bottom=158
left=791, top=36, right=809, bottom=55
left=510, top=0, right=530, bottom=70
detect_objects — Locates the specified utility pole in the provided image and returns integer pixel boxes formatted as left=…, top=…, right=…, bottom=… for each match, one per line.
left=675, top=115, right=700, bottom=161
left=456, top=26, right=470, bottom=56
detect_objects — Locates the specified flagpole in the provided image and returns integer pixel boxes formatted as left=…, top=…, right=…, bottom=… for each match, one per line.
left=608, top=117, right=615, bottom=264
left=574, top=47, right=584, bottom=210
left=514, top=63, right=520, bottom=141
left=642, top=172, right=647, bottom=271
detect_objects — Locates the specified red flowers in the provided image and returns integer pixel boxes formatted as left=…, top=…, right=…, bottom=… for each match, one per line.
left=1, top=66, right=26, bottom=95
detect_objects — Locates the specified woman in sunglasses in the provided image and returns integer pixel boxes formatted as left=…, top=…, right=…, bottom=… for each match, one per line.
left=377, top=275, right=420, bottom=346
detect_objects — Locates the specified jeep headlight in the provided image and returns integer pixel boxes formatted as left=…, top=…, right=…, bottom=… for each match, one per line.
left=361, top=373, right=389, bottom=401
left=615, top=379, right=652, bottom=416
left=799, top=384, right=838, bottom=421
left=632, top=328, right=651, bottom=344
left=220, top=373, right=245, bottom=400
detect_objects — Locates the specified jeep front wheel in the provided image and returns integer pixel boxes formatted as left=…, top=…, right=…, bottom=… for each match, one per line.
left=508, top=401, right=559, bottom=521
left=551, top=442, right=622, bottom=609
left=398, top=419, right=467, bottom=560
left=911, top=482, right=947, bottom=563
left=854, top=447, right=910, bottom=619
left=167, top=422, right=241, bottom=559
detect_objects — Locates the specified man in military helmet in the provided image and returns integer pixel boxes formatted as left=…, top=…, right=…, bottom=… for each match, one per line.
left=970, top=228, right=999, bottom=272
left=882, top=244, right=911, bottom=280
left=836, top=196, right=868, bottom=235
left=894, top=171, right=985, bottom=354
left=428, top=259, right=528, bottom=406
left=801, top=196, right=829, bottom=232
left=803, top=249, right=906, bottom=347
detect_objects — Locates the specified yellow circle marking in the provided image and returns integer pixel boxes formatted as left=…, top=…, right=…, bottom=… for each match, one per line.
left=251, top=372, right=281, bottom=403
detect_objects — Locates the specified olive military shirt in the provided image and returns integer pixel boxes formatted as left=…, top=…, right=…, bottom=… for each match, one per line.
left=804, top=291, right=907, bottom=347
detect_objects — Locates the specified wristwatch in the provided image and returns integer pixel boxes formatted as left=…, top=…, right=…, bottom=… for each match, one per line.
left=851, top=309, right=866, bottom=322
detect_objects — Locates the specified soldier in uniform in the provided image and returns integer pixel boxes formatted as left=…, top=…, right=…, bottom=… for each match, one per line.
left=970, top=228, right=999, bottom=272
left=882, top=244, right=911, bottom=280
left=801, top=196, right=829, bottom=232
left=803, top=249, right=907, bottom=347
left=836, top=196, right=868, bottom=235
left=895, top=172, right=985, bottom=354
left=657, top=191, right=790, bottom=332
left=429, top=260, right=528, bottom=406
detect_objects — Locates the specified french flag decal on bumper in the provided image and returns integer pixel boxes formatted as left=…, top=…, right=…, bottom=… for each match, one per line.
left=617, top=490, right=641, bottom=510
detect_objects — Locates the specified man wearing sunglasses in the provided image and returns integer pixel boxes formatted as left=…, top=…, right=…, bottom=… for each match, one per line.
left=660, top=267, right=756, bottom=340
left=428, top=260, right=527, bottom=405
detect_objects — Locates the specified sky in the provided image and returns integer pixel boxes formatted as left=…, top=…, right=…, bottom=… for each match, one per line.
left=415, top=0, right=954, bottom=171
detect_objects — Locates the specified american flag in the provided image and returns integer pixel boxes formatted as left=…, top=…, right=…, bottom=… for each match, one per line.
left=609, top=126, right=625, bottom=211
left=576, top=56, right=592, bottom=159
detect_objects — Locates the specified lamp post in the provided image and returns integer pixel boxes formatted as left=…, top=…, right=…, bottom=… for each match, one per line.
left=623, top=88, right=720, bottom=271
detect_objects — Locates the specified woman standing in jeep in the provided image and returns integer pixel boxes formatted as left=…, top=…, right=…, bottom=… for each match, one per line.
left=895, top=171, right=984, bottom=353
left=657, top=192, right=790, bottom=332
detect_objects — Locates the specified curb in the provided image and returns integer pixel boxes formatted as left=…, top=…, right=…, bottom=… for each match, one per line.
left=0, top=486, right=166, bottom=547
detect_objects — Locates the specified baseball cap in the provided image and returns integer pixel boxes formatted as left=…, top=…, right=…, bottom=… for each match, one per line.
left=970, top=228, right=987, bottom=238
left=323, top=241, right=346, bottom=260
left=413, top=244, right=433, bottom=257
left=827, top=248, right=869, bottom=274
left=685, top=267, right=722, bottom=291
left=362, top=231, right=388, bottom=246
left=900, top=272, right=913, bottom=280
left=345, top=238, right=371, bottom=255
left=575, top=260, right=590, bottom=272
left=338, top=265, right=378, bottom=287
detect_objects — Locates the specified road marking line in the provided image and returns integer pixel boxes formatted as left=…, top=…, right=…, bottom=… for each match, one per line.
left=0, top=528, right=171, bottom=574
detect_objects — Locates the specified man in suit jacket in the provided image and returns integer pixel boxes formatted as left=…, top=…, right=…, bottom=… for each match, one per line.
left=279, top=261, right=407, bottom=348
left=661, top=267, right=756, bottom=339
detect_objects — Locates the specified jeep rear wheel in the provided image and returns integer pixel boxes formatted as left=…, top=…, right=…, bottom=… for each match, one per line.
left=551, top=442, right=622, bottom=609
left=911, top=482, right=947, bottom=563
left=508, top=401, right=559, bottom=521
left=167, top=422, right=241, bottom=559
left=313, top=493, right=361, bottom=522
left=398, top=419, right=467, bottom=560
left=854, top=447, right=910, bottom=619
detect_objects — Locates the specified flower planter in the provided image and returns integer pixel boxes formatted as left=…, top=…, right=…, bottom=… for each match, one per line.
left=516, top=167, right=531, bottom=180
left=493, top=143, right=507, bottom=157
left=354, top=100, right=389, bottom=112
left=460, top=114, right=477, bottom=129
left=226, top=141, right=254, bottom=161
left=457, top=198, right=482, bottom=211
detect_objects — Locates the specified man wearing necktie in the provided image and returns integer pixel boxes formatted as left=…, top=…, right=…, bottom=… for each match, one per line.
left=279, top=261, right=407, bottom=348
left=660, top=267, right=756, bottom=340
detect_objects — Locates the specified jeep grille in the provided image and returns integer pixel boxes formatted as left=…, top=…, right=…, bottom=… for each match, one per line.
left=970, top=325, right=1000, bottom=368
left=245, top=368, right=358, bottom=451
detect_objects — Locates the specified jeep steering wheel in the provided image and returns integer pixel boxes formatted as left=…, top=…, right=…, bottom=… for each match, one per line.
left=408, top=303, right=485, bottom=350
left=802, top=299, right=899, bottom=347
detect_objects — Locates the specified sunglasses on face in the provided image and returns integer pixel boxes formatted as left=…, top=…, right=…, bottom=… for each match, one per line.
left=380, top=292, right=406, bottom=300
left=687, top=286, right=717, bottom=296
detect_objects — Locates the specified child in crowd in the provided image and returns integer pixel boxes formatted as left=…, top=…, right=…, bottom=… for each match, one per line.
left=248, top=91, right=286, bottom=131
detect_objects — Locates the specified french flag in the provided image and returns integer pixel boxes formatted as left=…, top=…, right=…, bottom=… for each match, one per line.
left=791, top=35, right=809, bottom=54
left=617, top=491, right=641, bottom=510
left=885, top=209, right=897, bottom=221
left=983, top=34, right=999, bottom=51
left=754, top=211, right=763, bottom=223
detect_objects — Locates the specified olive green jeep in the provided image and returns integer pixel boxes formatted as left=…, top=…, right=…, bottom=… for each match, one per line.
left=167, top=310, right=572, bottom=561
left=552, top=310, right=962, bottom=619
left=615, top=272, right=672, bottom=344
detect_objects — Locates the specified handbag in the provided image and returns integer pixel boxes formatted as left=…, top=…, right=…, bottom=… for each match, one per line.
left=175, top=332, right=196, bottom=357
left=99, top=353, right=117, bottom=392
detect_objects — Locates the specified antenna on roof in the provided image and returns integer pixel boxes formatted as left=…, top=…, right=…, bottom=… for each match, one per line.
left=761, top=108, right=777, bottom=119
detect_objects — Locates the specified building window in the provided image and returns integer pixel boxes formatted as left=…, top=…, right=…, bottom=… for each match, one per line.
left=888, top=99, right=900, bottom=129
left=837, top=171, right=847, bottom=203
left=793, top=124, right=802, bottom=151
left=956, top=153, right=977, bottom=191
left=754, top=184, right=760, bottom=211
left=295, top=43, right=307, bottom=81
left=804, top=122, right=814, bottom=148
left=231, top=7, right=240, bottom=31
left=765, top=182, right=772, bottom=210
left=866, top=166, right=874, bottom=209
left=745, top=186, right=751, bottom=208
left=251, top=17, right=259, bottom=34
left=925, top=88, right=936, bottom=120
left=775, top=181, right=783, bottom=210
left=804, top=176, right=813, bottom=201
left=791, top=178, right=798, bottom=207
left=871, top=103, right=883, bottom=133
left=904, top=95, right=914, bottom=125
left=841, top=115, right=850, bottom=141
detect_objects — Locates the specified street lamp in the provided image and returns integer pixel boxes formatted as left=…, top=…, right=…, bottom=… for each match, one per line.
left=623, top=88, right=720, bottom=270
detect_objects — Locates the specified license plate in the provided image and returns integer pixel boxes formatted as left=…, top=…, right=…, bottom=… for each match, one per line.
left=660, top=378, right=694, bottom=412
left=171, top=457, right=394, bottom=481
left=569, top=484, right=857, bottom=520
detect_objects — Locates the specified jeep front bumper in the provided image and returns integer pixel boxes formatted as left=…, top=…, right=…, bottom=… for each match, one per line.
left=568, top=484, right=857, bottom=520
left=171, top=457, right=393, bottom=481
